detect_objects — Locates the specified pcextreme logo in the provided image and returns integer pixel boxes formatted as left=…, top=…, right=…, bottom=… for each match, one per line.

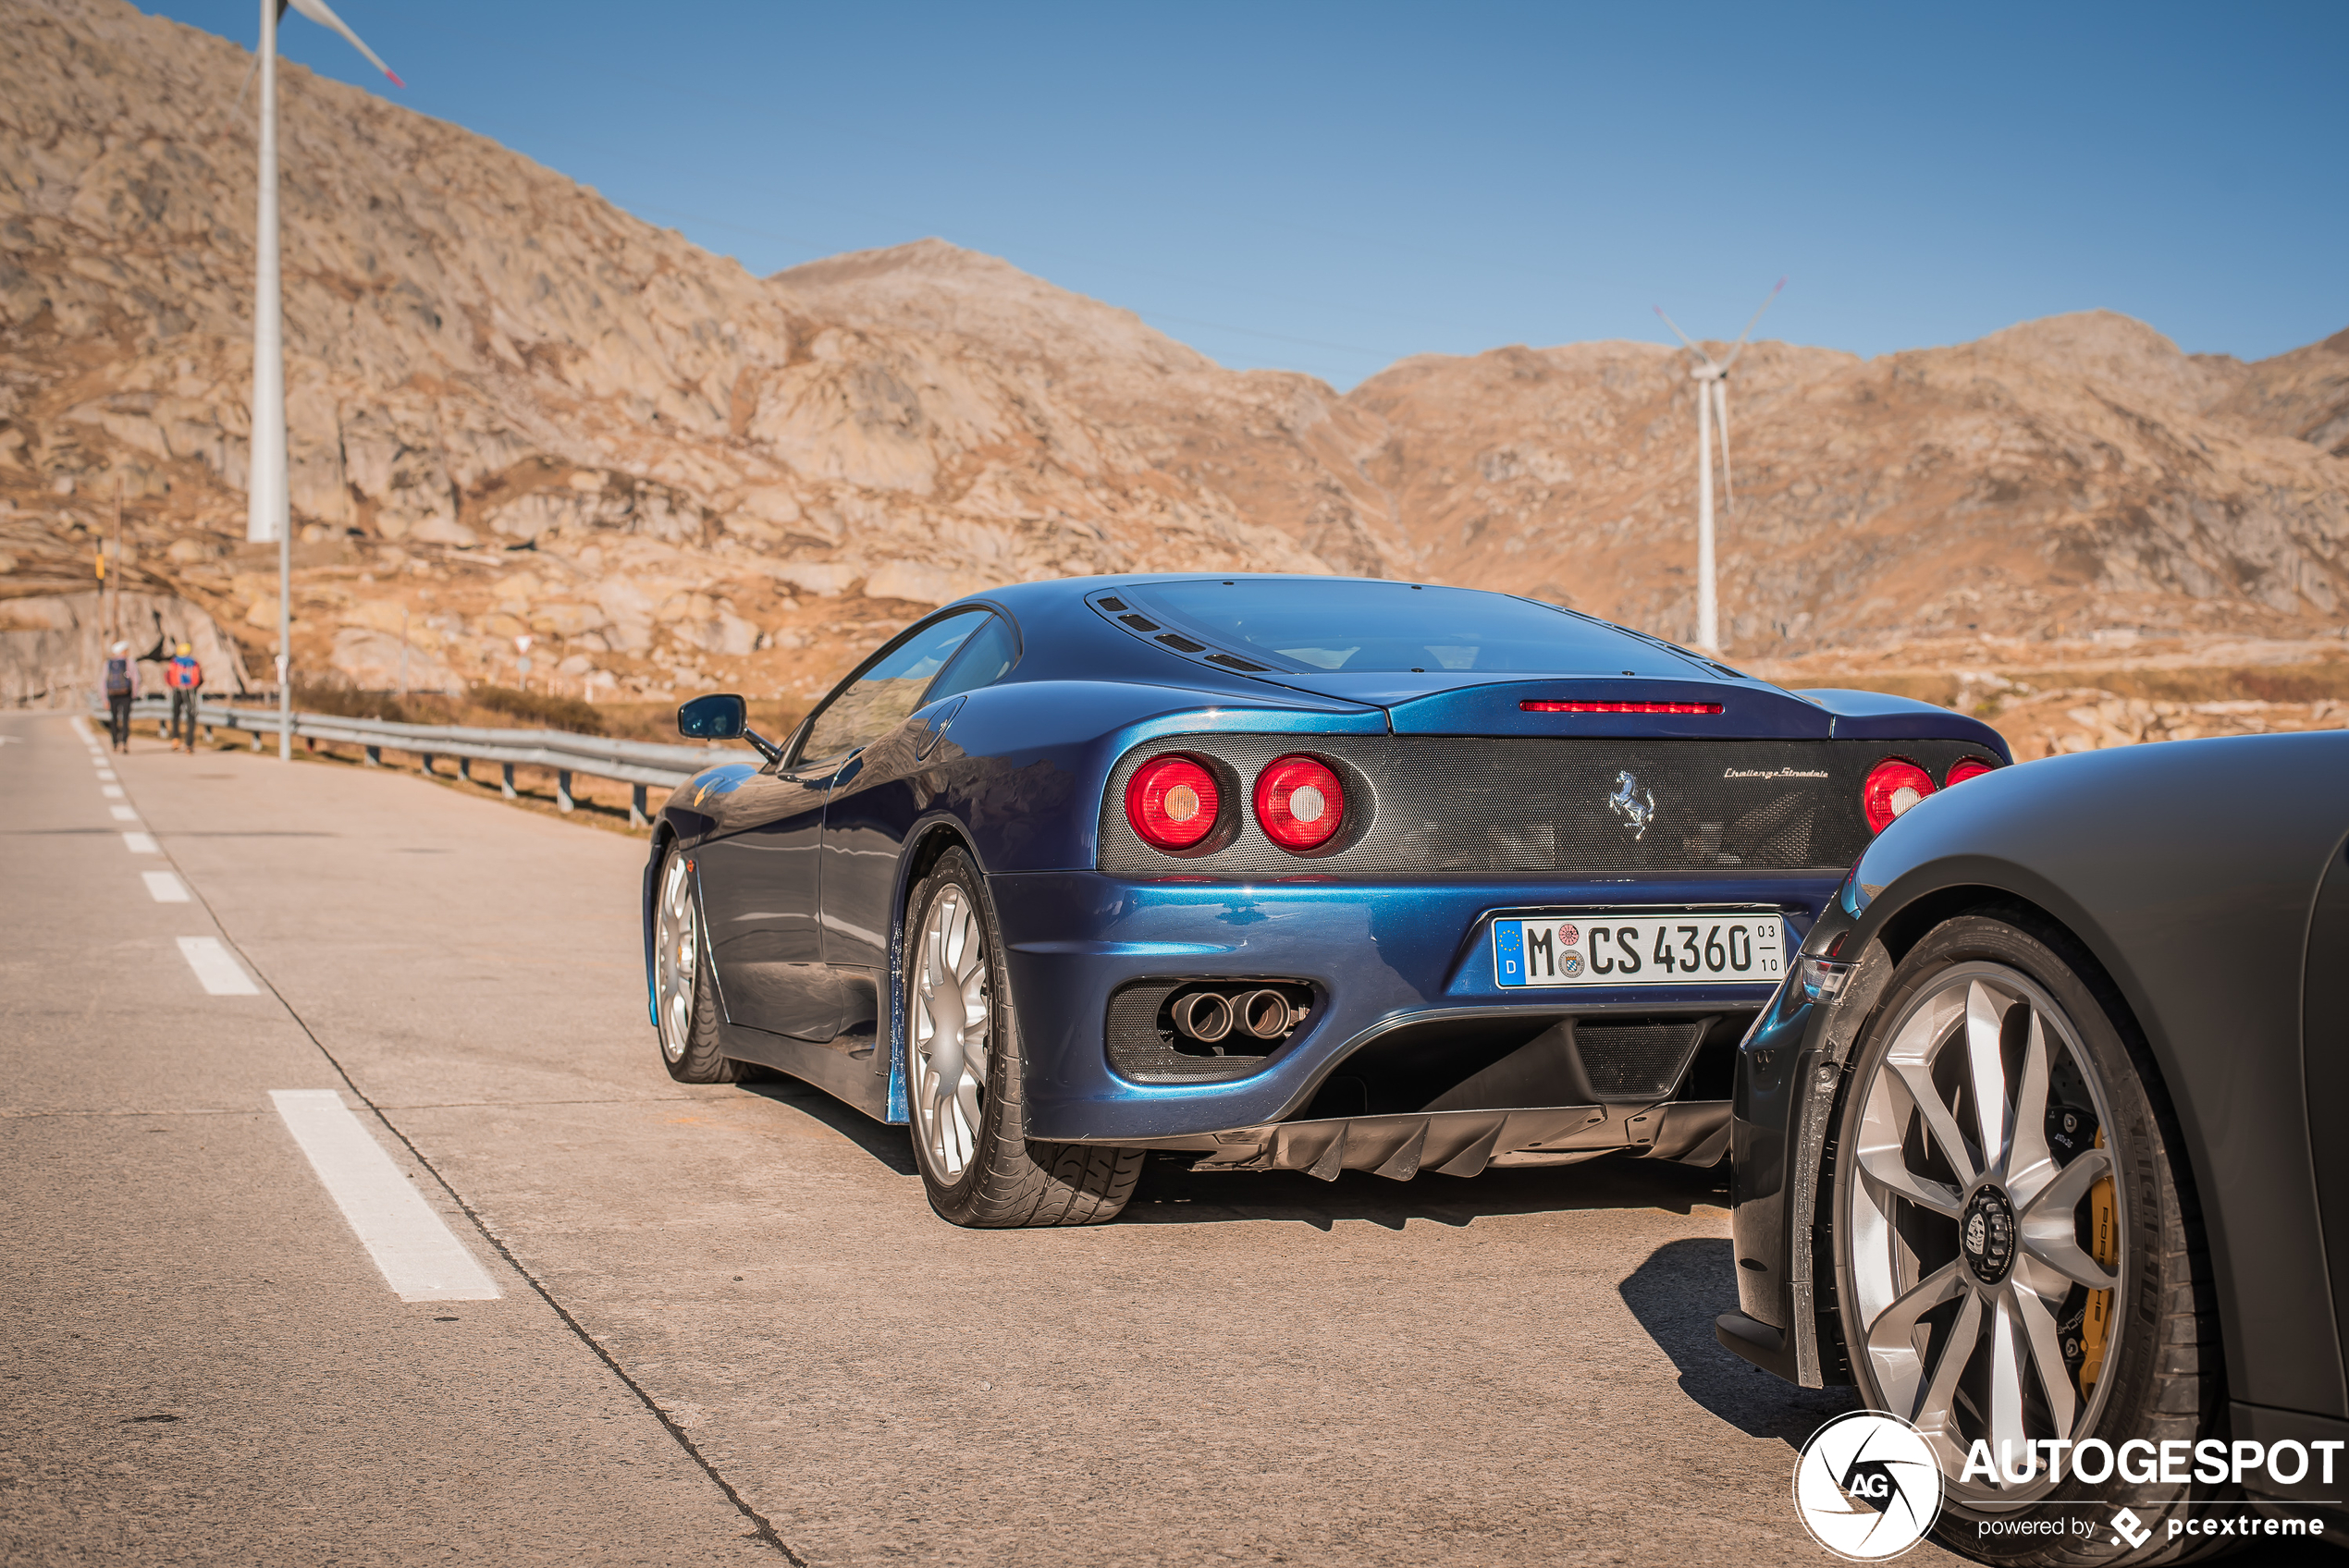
left=1792, top=1411, right=1943, bottom=1561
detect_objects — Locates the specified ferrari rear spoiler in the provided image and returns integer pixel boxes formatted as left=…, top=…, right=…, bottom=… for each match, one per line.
left=1242, top=674, right=2005, bottom=751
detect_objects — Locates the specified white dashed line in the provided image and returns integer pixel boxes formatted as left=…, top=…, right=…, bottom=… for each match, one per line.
left=110, top=805, right=140, bottom=822
left=102, top=785, right=124, bottom=799
left=123, top=832, right=158, bottom=854
left=177, top=936, right=259, bottom=995
left=269, top=1091, right=502, bottom=1303
left=96, top=769, right=117, bottom=781
left=143, top=871, right=191, bottom=903
left=69, top=717, right=93, bottom=742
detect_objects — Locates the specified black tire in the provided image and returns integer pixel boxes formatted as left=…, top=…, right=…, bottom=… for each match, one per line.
left=1826, top=913, right=2224, bottom=1565
left=904, top=848, right=1142, bottom=1228
left=654, top=845, right=744, bottom=1085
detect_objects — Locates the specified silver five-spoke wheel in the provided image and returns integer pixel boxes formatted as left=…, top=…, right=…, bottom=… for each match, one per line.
left=910, top=882, right=990, bottom=1180
left=656, top=851, right=697, bottom=1064
left=1842, top=960, right=2125, bottom=1501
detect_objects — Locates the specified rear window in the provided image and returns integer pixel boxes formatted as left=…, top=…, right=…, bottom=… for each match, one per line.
left=1117, top=579, right=1658, bottom=674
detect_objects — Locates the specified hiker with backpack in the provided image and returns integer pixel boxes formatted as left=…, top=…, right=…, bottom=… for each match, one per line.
left=103, top=641, right=138, bottom=752
left=165, top=642, right=203, bottom=753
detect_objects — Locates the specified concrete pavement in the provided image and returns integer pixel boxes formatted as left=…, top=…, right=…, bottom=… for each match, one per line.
left=2, top=707, right=2008, bottom=1565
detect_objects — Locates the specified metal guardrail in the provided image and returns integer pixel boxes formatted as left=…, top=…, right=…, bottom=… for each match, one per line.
left=101, top=694, right=732, bottom=827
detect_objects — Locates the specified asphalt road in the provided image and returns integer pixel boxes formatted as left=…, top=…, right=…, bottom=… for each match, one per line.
left=0, top=708, right=1988, bottom=1565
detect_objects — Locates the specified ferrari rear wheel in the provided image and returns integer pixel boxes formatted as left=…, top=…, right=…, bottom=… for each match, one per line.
left=905, top=848, right=1143, bottom=1227
left=1830, top=914, right=2222, bottom=1564
left=654, top=846, right=743, bottom=1084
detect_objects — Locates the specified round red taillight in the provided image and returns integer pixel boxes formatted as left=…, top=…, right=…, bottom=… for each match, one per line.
left=1946, top=757, right=1998, bottom=787
left=1253, top=754, right=1346, bottom=851
left=1125, top=754, right=1220, bottom=851
left=1862, top=757, right=1936, bottom=835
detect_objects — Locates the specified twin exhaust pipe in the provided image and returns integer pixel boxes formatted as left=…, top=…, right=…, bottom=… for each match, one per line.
left=1171, top=987, right=1304, bottom=1045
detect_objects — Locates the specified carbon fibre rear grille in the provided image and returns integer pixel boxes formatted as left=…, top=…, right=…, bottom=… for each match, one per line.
left=1574, top=1020, right=1709, bottom=1098
left=1100, top=734, right=1986, bottom=877
left=1105, top=979, right=1281, bottom=1084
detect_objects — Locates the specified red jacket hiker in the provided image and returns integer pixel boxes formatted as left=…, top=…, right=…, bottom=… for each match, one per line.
left=165, top=643, right=203, bottom=752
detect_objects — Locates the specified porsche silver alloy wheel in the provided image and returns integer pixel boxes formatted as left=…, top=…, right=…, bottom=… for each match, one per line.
left=910, top=884, right=990, bottom=1180
left=656, top=852, right=698, bottom=1064
left=1843, top=961, right=2125, bottom=1501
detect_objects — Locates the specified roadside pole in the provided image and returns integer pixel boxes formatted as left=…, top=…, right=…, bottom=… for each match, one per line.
left=112, top=475, right=124, bottom=642
left=246, top=0, right=293, bottom=760
left=235, top=0, right=398, bottom=757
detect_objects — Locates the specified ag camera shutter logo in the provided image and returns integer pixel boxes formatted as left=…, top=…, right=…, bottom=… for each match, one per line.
left=1793, top=1410, right=1944, bottom=1561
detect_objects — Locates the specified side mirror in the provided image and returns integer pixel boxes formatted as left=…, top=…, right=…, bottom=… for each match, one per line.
left=677, top=693, right=746, bottom=741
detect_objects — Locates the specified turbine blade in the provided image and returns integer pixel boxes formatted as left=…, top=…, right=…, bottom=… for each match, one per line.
left=1718, top=276, right=1787, bottom=374
left=286, top=0, right=405, bottom=86
left=1714, top=380, right=1734, bottom=511
left=1653, top=305, right=1717, bottom=368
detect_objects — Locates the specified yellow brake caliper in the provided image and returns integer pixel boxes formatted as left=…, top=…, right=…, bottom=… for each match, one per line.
left=2080, top=1128, right=2118, bottom=1390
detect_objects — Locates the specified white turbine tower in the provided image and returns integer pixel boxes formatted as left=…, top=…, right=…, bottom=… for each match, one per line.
left=245, top=0, right=401, bottom=759
left=1654, top=277, right=1784, bottom=655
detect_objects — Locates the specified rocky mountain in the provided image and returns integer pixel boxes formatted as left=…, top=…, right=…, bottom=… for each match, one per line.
left=1354, top=315, right=2349, bottom=651
left=4, top=0, right=2346, bottom=713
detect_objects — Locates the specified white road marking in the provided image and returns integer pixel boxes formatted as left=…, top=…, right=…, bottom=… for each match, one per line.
left=268, top=1091, right=502, bottom=1303
left=178, top=936, right=259, bottom=995
left=143, top=871, right=191, bottom=903
left=69, top=717, right=92, bottom=742
left=110, top=805, right=140, bottom=822
left=123, top=832, right=158, bottom=854
left=96, top=769, right=117, bottom=780
left=102, top=785, right=124, bottom=799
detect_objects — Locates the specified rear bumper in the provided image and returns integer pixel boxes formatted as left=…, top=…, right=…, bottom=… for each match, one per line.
left=990, top=869, right=1833, bottom=1147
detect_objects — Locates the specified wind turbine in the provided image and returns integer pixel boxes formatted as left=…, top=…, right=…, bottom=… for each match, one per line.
left=243, top=0, right=402, bottom=760
left=1654, top=277, right=1784, bottom=655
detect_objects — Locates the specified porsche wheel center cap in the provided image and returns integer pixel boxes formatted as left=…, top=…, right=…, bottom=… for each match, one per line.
left=1961, top=1185, right=2018, bottom=1286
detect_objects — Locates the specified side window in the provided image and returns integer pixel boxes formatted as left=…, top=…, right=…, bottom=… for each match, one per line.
left=798, top=609, right=989, bottom=763
left=924, top=614, right=1018, bottom=704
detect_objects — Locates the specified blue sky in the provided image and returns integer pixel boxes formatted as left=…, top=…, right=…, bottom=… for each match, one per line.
left=153, top=1, right=2347, bottom=388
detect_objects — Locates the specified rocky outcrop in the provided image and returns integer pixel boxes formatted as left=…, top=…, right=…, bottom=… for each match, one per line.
left=1346, top=312, right=2349, bottom=651
left=0, top=588, right=246, bottom=705
left=2205, top=326, right=2349, bottom=459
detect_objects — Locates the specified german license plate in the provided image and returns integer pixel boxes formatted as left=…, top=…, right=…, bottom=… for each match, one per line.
left=1494, top=913, right=1785, bottom=987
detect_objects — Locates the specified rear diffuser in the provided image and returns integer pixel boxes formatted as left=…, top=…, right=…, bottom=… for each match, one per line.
left=1171, top=1100, right=1730, bottom=1181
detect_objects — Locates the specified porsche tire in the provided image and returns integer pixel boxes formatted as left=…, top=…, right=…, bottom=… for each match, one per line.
left=654, top=845, right=744, bottom=1085
left=1828, top=913, right=2223, bottom=1565
left=904, top=848, right=1142, bottom=1228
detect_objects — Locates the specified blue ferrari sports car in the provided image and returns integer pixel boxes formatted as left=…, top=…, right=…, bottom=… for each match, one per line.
left=644, top=575, right=2008, bottom=1227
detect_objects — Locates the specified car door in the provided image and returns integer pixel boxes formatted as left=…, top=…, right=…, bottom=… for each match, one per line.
left=815, top=610, right=1011, bottom=996
left=691, top=755, right=842, bottom=1042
